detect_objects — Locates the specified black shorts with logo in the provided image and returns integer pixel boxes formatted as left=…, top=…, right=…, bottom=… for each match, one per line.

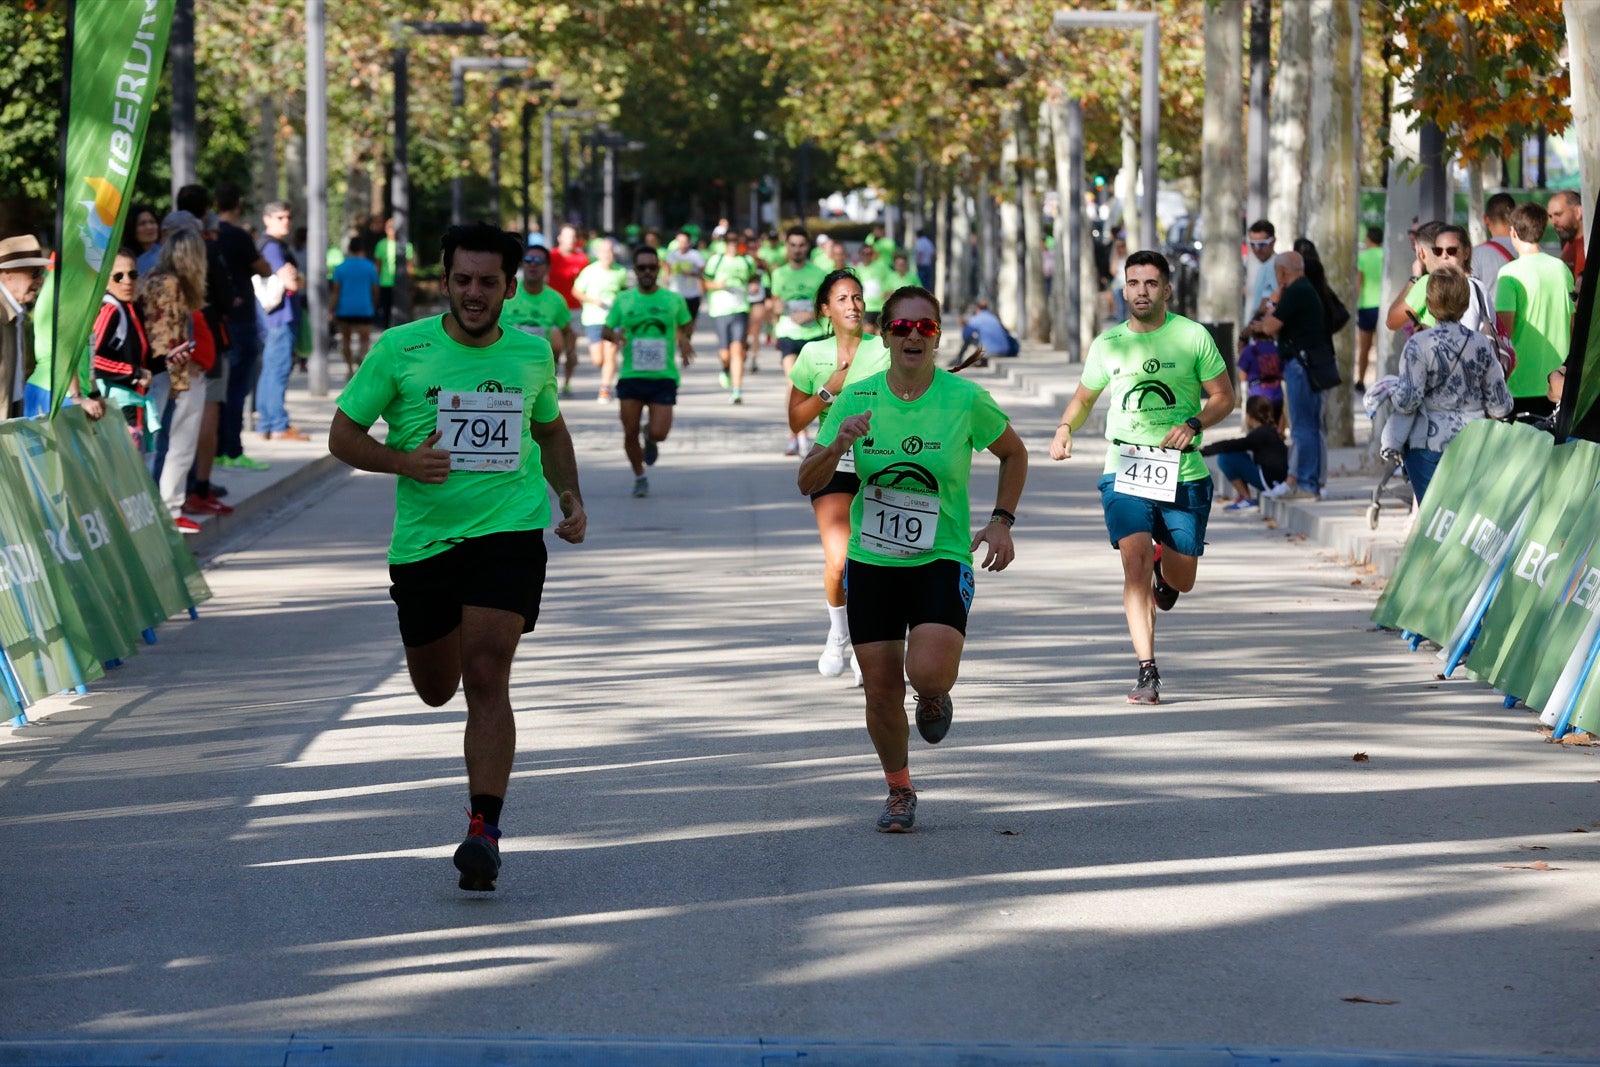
left=388, top=529, right=546, bottom=647
left=844, top=557, right=975, bottom=643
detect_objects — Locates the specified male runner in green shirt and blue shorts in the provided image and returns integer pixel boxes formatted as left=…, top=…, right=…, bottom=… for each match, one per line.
left=500, top=243, right=576, bottom=397
left=330, top=223, right=587, bottom=894
left=604, top=245, right=695, bottom=498
left=1049, top=250, right=1233, bottom=706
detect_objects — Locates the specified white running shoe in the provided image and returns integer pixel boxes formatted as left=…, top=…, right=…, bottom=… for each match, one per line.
left=852, top=656, right=864, bottom=687
left=817, top=633, right=850, bottom=677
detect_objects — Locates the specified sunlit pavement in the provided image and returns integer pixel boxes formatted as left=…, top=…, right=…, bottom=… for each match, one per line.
left=2, top=327, right=1597, bottom=1063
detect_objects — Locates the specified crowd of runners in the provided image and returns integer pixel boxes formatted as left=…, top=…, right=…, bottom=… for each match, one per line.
left=328, top=219, right=1229, bottom=890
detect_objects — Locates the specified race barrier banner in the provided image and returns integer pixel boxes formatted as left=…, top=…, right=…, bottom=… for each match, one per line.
left=49, top=0, right=175, bottom=417
left=0, top=405, right=209, bottom=711
left=1374, top=419, right=1600, bottom=738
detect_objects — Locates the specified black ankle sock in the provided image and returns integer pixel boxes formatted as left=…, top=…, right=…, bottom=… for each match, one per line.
left=194, top=480, right=210, bottom=497
left=470, top=794, right=503, bottom=827
left=1138, top=659, right=1157, bottom=671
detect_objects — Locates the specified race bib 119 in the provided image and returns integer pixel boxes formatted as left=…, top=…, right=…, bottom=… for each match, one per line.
left=861, top=484, right=938, bottom=557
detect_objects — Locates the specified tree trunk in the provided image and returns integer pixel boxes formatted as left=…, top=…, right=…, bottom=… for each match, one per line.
left=254, top=92, right=278, bottom=213
left=1306, top=0, right=1360, bottom=446
left=1267, top=0, right=1310, bottom=246
left=999, top=115, right=1023, bottom=333
left=1246, top=0, right=1272, bottom=223
left=1466, top=156, right=1488, bottom=247
left=1019, top=104, right=1048, bottom=341
left=1080, top=207, right=1099, bottom=355
left=1568, top=0, right=1600, bottom=220
left=1378, top=52, right=1421, bottom=384
left=1048, top=88, right=1083, bottom=357
left=950, top=181, right=972, bottom=313
left=1199, top=0, right=1245, bottom=335
left=1118, top=79, right=1140, bottom=246
left=934, top=175, right=950, bottom=311
left=980, top=170, right=1000, bottom=305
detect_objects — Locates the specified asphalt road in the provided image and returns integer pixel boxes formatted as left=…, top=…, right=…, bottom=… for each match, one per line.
left=2, top=353, right=1597, bottom=1061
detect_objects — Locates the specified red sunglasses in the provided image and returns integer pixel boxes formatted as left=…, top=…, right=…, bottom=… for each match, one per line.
left=884, top=318, right=941, bottom=338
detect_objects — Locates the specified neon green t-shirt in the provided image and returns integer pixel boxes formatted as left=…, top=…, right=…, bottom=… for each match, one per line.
left=1357, top=247, right=1384, bottom=309
left=816, top=369, right=1010, bottom=568
left=500, top=283, right=572, bottom=342
left=574, top=262, right=627, bottom=327
left=1403, top=275, right=1436, bottom=328
left=606, top=287, right=693, bottom=382
left=373, top=238, right=415, bottom=287
left=869, top=235, right=897, bottom=260
left=770, top=262, right=829, bottom=342
left=336, top=315, right=561, bottom=565
left=704, top=251, right=756, bottom=318
left=884, top=267, right=921, bottom=294
left=757, top=241, right=784, bottom=271
left=1495, top=251, right=1574, bottom=398
left=857, top=260, right=893, bottom=313
left=1081, top=312, right=1228, bottom=483
left=788, top=333, right=890, bottom=396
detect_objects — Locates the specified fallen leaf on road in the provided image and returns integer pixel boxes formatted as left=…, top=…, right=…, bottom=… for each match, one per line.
left=1499, top=861, right=1562, bottom=871
left=995, top=829, right=1020, bottom=836
left=1352, top=752, right=1370, bottom=762
left=1342, top=996, right=1399, bottom=1005
left=1557, top=731, right=1598, bottom=746
left=1264, top=520, right=1279, bottom=530
left=1570, top=828, right=1590, bottom=833
left=1350, top=579, right=1364, bottom=586
left=1517, top=844, right=1550, bottom=851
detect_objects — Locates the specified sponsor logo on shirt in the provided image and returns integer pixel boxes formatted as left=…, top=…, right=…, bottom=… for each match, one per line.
left=900, top=435, right=942, bottom=454
left=868, top=461, right=939, bottom=493
left=1121, top=380, right=1177, bottom=412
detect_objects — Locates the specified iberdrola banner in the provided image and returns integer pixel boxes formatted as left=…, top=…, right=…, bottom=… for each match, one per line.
left=49, top=0, right=175, bottom=417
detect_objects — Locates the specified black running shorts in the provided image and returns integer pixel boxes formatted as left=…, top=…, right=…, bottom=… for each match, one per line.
left=388, top=529, right=547, bottom=647
left=844, top=557, right=975, bottom=644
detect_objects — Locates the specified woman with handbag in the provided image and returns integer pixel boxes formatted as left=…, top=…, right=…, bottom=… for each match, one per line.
left=1391, top=268, right=1513, bottom=504
left=1259, top=251, right=1334, bottom=499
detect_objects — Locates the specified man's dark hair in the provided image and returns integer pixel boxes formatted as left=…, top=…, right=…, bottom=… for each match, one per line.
left=176, top=184, right=210, bottom=216
left=441, top=222, right=521, bottom=279
left=347, top=233, right=370, bottom=257
left=785, top=225, right=810, bottom=243
left=1438, top=223, right=1471, bottom=250
left=1414, top=220, right=1446, bottom=246
left=1485, top=192, right=1516, bottom=225
left=632, top=244, right=659, bottom=265
left=1510, top=202, right=1548, bottom=244
left=1366, top=225, right=1383, bottom=245
left=1123, top=249, right=1171, bottom=282
left=215, top=183, right=243, bottom=213
left=1247, top=219, right=1275, bottom=239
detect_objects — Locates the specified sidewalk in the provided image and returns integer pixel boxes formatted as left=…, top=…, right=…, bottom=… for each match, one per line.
left=978, top=339, right=1413, bottom=578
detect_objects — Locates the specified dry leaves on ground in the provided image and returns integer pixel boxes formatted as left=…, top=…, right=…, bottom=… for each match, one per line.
left=995, top=829, right=1020, bottom=836
left=1499, top=860, right=1563, bottom=871
left=1517, top=844, right=1550, bottom=851
left=1342, top=996, right=1400, bottom=1005
left=1556, top=731, right=1598, bottom=746
left=1352, top=752, right=1370, bottom=762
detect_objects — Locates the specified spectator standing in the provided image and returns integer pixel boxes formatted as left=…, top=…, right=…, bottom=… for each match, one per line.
left=129, top=205, right=161, bottom=265
left=1242, top=219, right=1278, bottom=323
left=255, top=201, right=309, bottom=441
left=1496, top=200, right=1575, bottom=419
left=0, top=234, right=51, bottom=419
left=1109, top=234, right=1129, bottom=321
left=1235, top=328, right=1284, bottom=425
left=1392, top=268, right=1513, bottom=503
left=329, top=233, right=380, bottom=378
left=1471, top=193, right=1518, bottom=294
left=213, top=182, right=272, bottom=470
left=1259, top=251, right=1329, bottom=499
left=1549, top=190, right=1586, bottom=288
left=91, top=247, right=155, bottom=443
left=1355, top=226, right=1384, bottom=391
left=1201, top=395, right=1288, bottom=510
left=137, top=227, right=210, bottom=533
left=914, top=229, right=936, bottom=290
left=372, top=216, right=413, bottom=329
left=185, top=197, right=240, bottom=516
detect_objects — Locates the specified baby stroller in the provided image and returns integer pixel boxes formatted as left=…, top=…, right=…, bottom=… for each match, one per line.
left=1362, top=376, right=1413, bottom=530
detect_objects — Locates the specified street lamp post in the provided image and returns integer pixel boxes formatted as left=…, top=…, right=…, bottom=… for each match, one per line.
left=449, top=57, right=531, bottom=226
left=305, top=0, right=329, bottom=395
left=544, top=106, right=594, bottom=240
left=391, top=19, right=486, bottom=323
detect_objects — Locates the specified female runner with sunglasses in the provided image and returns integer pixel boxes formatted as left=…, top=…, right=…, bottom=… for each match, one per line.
left=787, top=267, right=890, bottom=686
left=798, top=286, right=1027, bottom=832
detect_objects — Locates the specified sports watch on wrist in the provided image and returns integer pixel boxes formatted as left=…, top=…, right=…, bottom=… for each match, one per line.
left=816, top=386, right=835, bottom=404
left=1184, top=417, right=1204, bottom=433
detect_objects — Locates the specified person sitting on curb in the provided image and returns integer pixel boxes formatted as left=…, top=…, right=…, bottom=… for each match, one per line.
left=951, top=299, right=1017, bottom=368
left=1200, top=395, right=1288, bottom=511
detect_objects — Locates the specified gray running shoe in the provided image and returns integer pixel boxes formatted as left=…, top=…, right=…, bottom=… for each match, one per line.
left=1128, top=663, right=1161, bottom=705
left=876, top=787, right=917, bottom=833
left=632, top=475, right=649, bottom=498
left=914, top=692, right=954, bottom=744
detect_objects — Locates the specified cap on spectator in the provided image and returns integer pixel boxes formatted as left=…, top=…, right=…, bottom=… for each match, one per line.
left=0, top=234, right=52, bottom=270
left=160, top=210, right=203, bottom=235
left=202, top=211, right=221, bottom=233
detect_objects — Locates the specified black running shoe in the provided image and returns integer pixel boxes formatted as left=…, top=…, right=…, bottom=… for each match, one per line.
left=643, top=436, right=658, bottom=466
left=1128, top=663, right=1161, bottom=705
left=876, top=787, right=917, bottom=832
left=1152, top=553, right=1179, bottom=611
left=914, top=692, right=954, bottom=744
left=453, top=813, right=501, bottom=891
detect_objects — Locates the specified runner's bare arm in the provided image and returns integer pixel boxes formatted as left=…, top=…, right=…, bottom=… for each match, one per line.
left=1049, top=383, right=1103, bottom=461
left=797, top=409, right=871, bottom=495
left=328, top=409, right=450, bottom=484
left=531, top=414, right=586, bottom=544
left=677, top=323, right=694, bottom=366
left=972, top=424, right=1027, bottom=572
left=1159, top=370, right=1235, bottom=450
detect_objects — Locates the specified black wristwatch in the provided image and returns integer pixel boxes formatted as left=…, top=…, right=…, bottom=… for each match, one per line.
left=1184, top=417, right=1203, bottom=433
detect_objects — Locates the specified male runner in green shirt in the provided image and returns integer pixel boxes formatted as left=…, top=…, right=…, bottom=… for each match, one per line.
left=604, top=245, right=695, bottom=497
left=768, top=227, right=829, bottom=454
left=1049, top=250, right=1233, bottom=706
left=501, top=243, right=577, bottom=397
left=329, top=223, right=587, bottom=894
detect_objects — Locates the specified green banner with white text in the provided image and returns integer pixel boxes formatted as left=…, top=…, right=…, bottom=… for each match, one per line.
left=49, top=0, right=175, bottom=417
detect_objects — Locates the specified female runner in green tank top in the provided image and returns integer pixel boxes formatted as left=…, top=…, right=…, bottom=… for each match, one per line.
left=787, top=268, right=890, bottom=686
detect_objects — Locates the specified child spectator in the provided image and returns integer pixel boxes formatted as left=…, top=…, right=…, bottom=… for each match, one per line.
left=1201, top=395, right=1289, bottom=511
left=1236, top=328, right=1284, bottom=426
left=329, top=234, right=380, bottom=377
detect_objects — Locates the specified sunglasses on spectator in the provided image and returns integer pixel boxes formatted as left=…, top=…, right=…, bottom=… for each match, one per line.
left=884, top=318, right=941, bottom=338
left=1431, top=245, right=1463, bottom=257
left=522, top=255, right=547, bottom=264
left=110, top=270, right=138, bottom=282
left=1247, top=239, right=1274, bottom=248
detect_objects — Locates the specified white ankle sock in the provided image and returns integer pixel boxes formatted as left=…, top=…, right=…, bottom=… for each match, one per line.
left=827, top=604, right=849, bottom=638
